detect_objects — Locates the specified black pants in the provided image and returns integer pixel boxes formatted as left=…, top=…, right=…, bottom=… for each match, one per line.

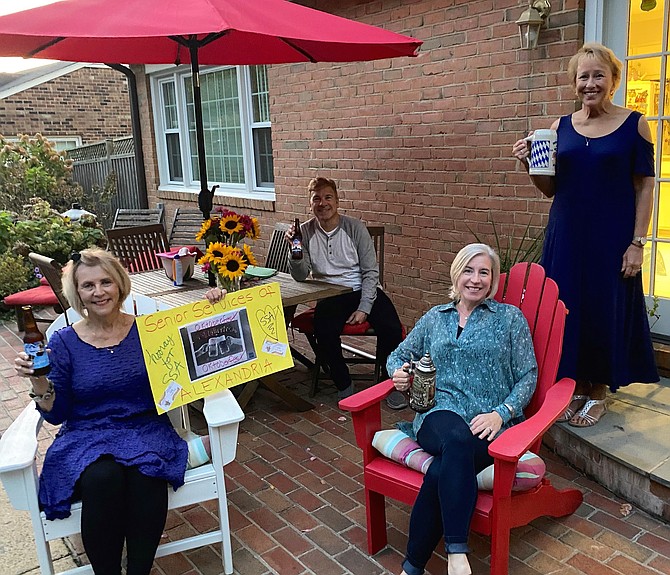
left=79, top=456, right=168, bottom=575
left=313, top=288, right=403, bottom=391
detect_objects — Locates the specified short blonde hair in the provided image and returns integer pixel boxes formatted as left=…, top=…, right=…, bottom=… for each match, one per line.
left=567, top=42, right=622, bottom=94
left=61, top=248, right=131, bottom=316
left=449, top=243, right=500, bottom=302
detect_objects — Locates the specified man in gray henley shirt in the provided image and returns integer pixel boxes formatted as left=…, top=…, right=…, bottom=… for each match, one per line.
left=287, top=177, right=404, bottom=402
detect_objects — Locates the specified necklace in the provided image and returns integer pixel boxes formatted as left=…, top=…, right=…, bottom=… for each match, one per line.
left=585, top=137, right=590, bottom=146
left=457, top=304, right=472, bottom=323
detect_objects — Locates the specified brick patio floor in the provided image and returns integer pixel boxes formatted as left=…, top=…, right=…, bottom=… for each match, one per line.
left=1, top=316, right=670, bottom=575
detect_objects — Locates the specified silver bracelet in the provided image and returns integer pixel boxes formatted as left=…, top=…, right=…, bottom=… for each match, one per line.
left=29, top=379, right=54, bottom=403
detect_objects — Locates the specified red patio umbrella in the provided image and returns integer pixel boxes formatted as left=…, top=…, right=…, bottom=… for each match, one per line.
left=0, top=0, right=421, bottom=217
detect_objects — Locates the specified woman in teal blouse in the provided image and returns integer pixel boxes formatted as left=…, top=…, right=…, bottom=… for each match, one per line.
left=388, top=244, right=537, bottom=575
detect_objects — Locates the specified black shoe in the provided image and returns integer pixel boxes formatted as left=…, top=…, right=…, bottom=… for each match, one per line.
left=386, top=390, right=409, bottom=410
left=337, top=383, right=355, bottom=400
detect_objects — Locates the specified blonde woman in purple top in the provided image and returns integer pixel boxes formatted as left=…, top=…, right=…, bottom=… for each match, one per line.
left=14, top=248, right=225, bottom=575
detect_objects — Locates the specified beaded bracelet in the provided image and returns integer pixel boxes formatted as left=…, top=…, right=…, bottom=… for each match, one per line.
left=29, top=379, right=54, bottom=403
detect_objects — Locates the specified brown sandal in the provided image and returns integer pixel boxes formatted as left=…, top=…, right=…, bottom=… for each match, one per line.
left=557, top=394, right=588, bottom=423
left=568, top=399, right=607, bottom=427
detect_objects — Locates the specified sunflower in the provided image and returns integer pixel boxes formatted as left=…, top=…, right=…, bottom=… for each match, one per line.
left=248, top=217, right=261, bottom=240
left=220, top=214, right=244, bottom=236
left=195, top=219, right=212, bottom=242
left=241, top=243, right=258, bottom=266
left=217, top=249, right=248, bottom=280
left=198, top=242, right=229, bottom=266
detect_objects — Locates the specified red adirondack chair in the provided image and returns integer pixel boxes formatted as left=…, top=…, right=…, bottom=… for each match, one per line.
left=339, top=262, right=583, bottom=575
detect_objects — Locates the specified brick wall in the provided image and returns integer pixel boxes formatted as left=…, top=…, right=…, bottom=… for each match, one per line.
left=269, top=0, right=585, bottom=325
left=0, top=67, right=131, bottom=145
left=138, top=0, right=585, bottom=327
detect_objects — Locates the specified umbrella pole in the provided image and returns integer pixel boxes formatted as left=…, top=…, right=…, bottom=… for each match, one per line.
left=189, top=44, right=216, bottom=286
left=190, top=44, right=214, bottom=220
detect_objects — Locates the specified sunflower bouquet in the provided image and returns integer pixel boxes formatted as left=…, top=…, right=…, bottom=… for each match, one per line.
left=196, top=207, right=260, bottom=291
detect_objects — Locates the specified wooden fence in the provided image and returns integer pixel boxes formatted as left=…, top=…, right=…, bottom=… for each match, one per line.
left=69, top=137, right=140, bottom=228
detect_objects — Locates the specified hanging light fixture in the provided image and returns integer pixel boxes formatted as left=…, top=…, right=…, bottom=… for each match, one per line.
left=516, top=0, right=552, bottom=50
left=641, top=0, right=657, bottom=11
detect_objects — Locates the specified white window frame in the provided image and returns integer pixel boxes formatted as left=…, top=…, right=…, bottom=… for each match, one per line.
left=150, top=64, right=275, bottom=201
left=5, top=135, right=82, bottom=152
left=246, top=66, right=274, bottom=189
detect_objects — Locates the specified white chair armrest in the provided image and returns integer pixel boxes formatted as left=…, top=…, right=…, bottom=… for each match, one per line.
left=0, top=403, right=43, bottom=510
left=202, top=390, right=244, bottom=467
left=0, top=403, right=42, bottom=472
left=202, top=390, right=244, bottom=428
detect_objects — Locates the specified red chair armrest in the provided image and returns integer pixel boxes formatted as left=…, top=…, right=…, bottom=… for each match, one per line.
left=488, top=377, right=576, bottom=462
left=338, top=379, right=394, bottom=413
left=339, top=379, right=395, bottom=458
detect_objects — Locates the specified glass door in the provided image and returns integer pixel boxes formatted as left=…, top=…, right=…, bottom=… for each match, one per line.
left=626, top=1, right=670, bottom=336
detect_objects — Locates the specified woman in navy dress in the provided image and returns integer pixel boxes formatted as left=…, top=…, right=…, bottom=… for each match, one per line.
left=512, top=43, right=658, bottom=427
left=14, top=248, right=224, bottom=574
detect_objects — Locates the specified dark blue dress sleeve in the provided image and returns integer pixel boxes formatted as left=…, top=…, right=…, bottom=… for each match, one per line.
left=38, top=328, right=73, bottom=425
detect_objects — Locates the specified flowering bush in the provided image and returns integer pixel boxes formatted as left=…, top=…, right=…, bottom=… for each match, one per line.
left=0, top=134, right=81, bottom=213
left=196, top=207, right=260, bottom=290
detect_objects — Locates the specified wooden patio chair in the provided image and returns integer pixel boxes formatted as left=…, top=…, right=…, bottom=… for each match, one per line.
left=111, top=206, right=165, bottom=229
left=27, top=252, right=79, bottom=325
left=290, top=226, right=390, bottom=395
left=106, top=223, right=169, bottom=272
left=2, top=281, right=62, bottom=332
left=169, top=207, right=206, bottom=249
left=265, top=223, right=290, bottom=274
left=3, top=252, right=72, bottom=331
left=0, top=293, right=245, bottom=575
left=338, top=262, right=583, bottom=575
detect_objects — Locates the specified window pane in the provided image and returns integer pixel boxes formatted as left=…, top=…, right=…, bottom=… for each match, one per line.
left=626, top=58, right=661, bottom=117
left=653, top=242, right=670, bottom=297
left=162, top=82, right=179, bottom=130
left=251, top=65, right=270, bottom=123
left=629, top=1, right=663, bottom=55
left=657, top=182, right=670, bottom=239
left=253, top=127, right=274, bottom=186
left=166, top=133, right=183, bottom=182
left=185, top=69, right=244, bottom=184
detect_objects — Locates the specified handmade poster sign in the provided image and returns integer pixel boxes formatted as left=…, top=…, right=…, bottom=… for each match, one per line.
left=136, top=282, right=293, bottom=413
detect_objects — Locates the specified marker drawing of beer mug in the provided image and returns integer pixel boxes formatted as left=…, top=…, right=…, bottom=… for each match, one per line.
left=524, top=129, right=557, bottom=176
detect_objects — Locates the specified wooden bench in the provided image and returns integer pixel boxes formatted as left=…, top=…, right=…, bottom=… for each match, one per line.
left=112, top=207, right=165, bottom=229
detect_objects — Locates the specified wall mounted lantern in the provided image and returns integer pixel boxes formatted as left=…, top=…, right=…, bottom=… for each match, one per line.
left=516, top=0, right=551, bottom=50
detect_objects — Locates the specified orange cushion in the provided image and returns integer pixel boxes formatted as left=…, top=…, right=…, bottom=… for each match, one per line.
left=291, top=307, right=374, bottom=335
left=4, top=285, right=60, bottom=307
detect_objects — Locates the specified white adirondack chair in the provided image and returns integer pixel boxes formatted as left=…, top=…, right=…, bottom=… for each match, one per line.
left=0, top=292, right=244, bottom=575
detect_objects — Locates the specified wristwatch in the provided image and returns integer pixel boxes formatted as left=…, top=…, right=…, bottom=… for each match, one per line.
left=632, top=236, right=647, bottom=248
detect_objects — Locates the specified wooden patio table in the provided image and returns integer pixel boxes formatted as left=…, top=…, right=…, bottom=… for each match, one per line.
left=129, top=269, right=351, bottom=411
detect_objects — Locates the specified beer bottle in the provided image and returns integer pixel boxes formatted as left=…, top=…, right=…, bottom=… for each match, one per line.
left=21, top=305, right=51, bottom=377
left=291, top=217, right=303, bottom=260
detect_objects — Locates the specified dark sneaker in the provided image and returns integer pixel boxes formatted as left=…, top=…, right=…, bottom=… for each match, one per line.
left=337, top=383, right=355, bottom=400
left=386, top=390, right=409, bottom=410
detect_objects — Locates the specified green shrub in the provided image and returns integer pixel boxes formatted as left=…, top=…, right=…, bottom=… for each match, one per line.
left=0, top=251, right=32, bottom=303
left=6, top=199, right=107, bottom=263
